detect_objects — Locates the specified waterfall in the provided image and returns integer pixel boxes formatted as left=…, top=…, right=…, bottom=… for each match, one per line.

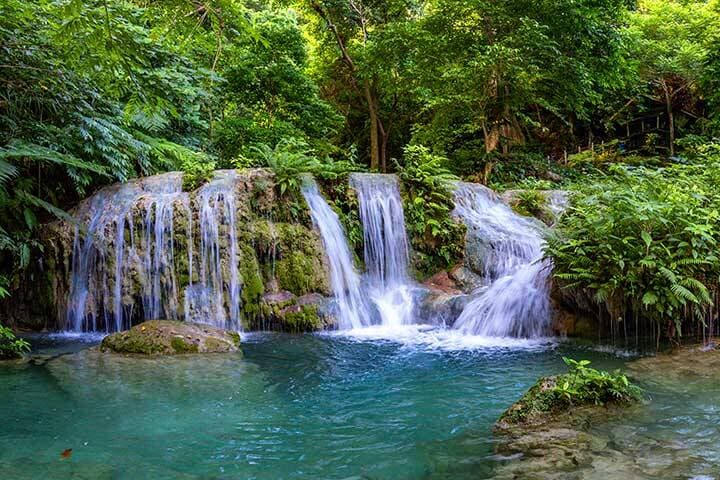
left=452, top=182, right=551, bottom=337
left=186, top=171, right=242, bottom=331
left=301, top=179, right=370, bottom=329
left=350, top=173, right=416, bottom=327
left=65, top=171, right=241, bottom=333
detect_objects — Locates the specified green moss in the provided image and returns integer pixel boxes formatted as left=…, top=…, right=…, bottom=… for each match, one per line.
left=281, top=305, right=322, bottom=332
left=238, top=244, right=265, bottom=320
left=272, top=223, right=329, bottom=295
left=498, top=358, right=641, bottom=427
left=170, top=336, right=199, bottom=353
left=101, top=327, right=166, bottom=355
left=498, top=376, right=565, bottom=425
left=510, top=190, right=554, bottom=224
left=100, top=320, right=240, bottom=355
left=227, top=331, right=241, bottom=346
left=202, top=337, right=224, bottom=351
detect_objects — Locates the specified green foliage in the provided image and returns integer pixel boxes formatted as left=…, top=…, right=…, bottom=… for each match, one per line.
left=499, top=357, right=641, bottom=425
left=213, top=8, right=341, bottom=162
left=0, top=324, right=30, bottom=359
left=397, top=145, right=465, bottom=276
left=244, top=138, right=361, bottom=199
left=553, top=357, right=642, bottom=406
left=0, top=0, right=216, bottom=289
left=510, top=190, right=549, bottom=220
left=547, top=159, right=720, bottom=338
left=180, top=154, right=216, bottom=192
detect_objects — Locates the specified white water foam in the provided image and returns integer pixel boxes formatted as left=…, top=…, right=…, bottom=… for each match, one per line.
left=452, top=182, right=552, bottom=338
left=324, top=325, right=557, bottom=351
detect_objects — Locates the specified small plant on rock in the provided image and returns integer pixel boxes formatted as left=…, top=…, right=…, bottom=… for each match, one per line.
left=553, top=357, right=642, bottom=405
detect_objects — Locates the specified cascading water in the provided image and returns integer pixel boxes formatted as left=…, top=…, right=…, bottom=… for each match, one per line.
left=301, top=179, right=370, bottom=329
left=350, top=173, right=416, bottom=327
left=184, top=171, right=242, bottom=331
left=66, top=171, right=242, bottom=333
left=452, top=182, right=551, bottom=337
left=66, top=173, right=189, bottom=332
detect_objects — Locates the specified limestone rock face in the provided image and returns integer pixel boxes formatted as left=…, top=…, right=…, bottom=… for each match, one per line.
left=5, top=169, right=332, bottom=333
left=100, top=320, right=241, bottom=355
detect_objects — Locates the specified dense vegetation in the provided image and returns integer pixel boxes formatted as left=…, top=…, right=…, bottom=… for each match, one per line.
left=1, top=0, right=720, bottom=341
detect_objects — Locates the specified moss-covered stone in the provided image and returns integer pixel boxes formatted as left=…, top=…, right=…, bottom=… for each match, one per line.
left=497, top=362, right=640, bottom=430
left=280, top=304, right=323, bottom=332
left=100, top=320, right=240, bottom=355
left=170, top=336, right=199, bottom=353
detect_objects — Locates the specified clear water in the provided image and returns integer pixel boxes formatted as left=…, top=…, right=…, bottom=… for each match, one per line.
left=6, top=331, right=710, bottom=480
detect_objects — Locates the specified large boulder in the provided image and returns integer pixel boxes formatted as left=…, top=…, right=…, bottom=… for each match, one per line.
left=100, top=320, right=241, bottom=355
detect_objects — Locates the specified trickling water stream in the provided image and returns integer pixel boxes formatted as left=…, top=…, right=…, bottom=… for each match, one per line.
left=66, top=173, right=190, bottom=332
left=188, top=171, right=242, bottom=330
left=452, top=182, right=552, bottom=337
left=350, top=173, right=417, bottom=327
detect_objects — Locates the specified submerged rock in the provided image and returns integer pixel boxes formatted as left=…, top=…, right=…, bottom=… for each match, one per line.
left=626, top=343, right=720, bottom=385
left=492, top=348, right=720, bottom=478
left=100, top=320, right=241, bottom=355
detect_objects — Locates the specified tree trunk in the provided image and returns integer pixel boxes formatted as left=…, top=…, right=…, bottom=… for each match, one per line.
left=363, top=81, right=380, bottom=170
left=661, top=80, right=675, bottom=156
left=481, top=120, right=493, bottom=185
left=380, top=128, right=389, bottom=173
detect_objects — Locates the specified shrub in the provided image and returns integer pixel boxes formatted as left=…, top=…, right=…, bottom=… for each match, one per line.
left=397, top=145, right=465, bottom=277
left=241, top=138, right=359, bottom=197
left=547, top=162, right=720, bottom=340
left=0, top=324, right=30, bottom=359
left=511, top=190, right=551, bottom=220
left=552, top=357, right=641, bottom=406
left=180, top=153, right=216, bottom=191
left=498, top=357, right=641, bottom=426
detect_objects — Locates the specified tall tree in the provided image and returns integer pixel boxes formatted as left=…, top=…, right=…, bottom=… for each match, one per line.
left=628, top=0, right=720, bottom=155
left=301, top=0, right=421, bottom=170
left=413, top=0, right=631, bottom=181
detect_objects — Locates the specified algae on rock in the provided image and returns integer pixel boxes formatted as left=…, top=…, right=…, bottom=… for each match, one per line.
left=100, top=320, right=241, bottom=355
left=9, top=169, right=333, bottom=333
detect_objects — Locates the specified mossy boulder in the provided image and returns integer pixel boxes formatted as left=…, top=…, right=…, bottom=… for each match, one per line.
left=493, top=366, right=643, bottom=477
left=100, top=320, right=241, bottom=355
left=501, top=189, right=568, bottom=226
left=496, top=362, right=640, bottom=431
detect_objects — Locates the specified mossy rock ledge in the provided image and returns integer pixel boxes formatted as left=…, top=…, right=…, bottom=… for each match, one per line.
left=100, top=320, right=241, bottom=355
left=491, top=374, right=642, bottom=477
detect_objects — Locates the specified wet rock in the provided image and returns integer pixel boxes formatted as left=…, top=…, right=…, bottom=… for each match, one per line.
left=416, top=290, right=470, bottom=327
left=423, top=270, right=462, bottom=295
left=626, top=344, right=720, bottom=385
left=448, top=264, right=484, bottom=292
left=255, top=291, right=333, bottom=332
left=501, top=189, right=568, bottom=226
left=493, top=376, right=646, bottom=479
left=549, top=280, right=599, bottom=338
left=262, top=290, right=296, bottom=307
left=100, top=320, right=241, bottom=355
